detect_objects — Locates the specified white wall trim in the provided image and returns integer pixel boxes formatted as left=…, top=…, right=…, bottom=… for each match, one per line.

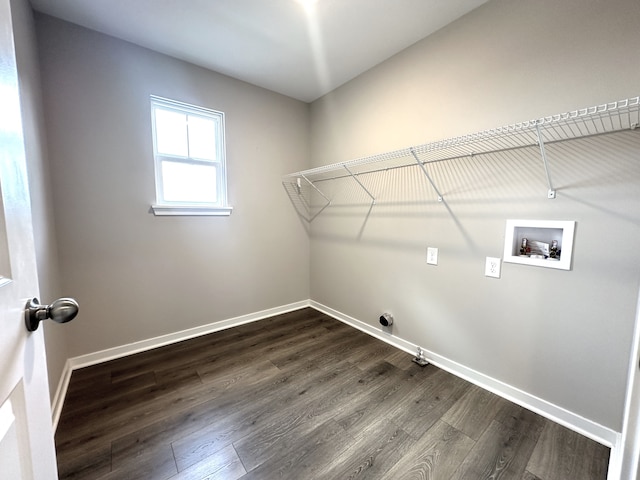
left=50, top=358, right=73, bottom=432
left=613, top=286, right=640, bottom=480
left=51, top=296, right=621, bottom=474
left=51, top=300, right=310, bottom=430
left=68, top=300, right=309, bottom=370
left=310, top=300, right=620, bottom=451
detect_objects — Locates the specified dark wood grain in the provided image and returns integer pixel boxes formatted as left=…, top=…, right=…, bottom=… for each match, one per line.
left=526, top=421, right=610, bottom=480
left=382, top=420, right=476, bottom=480
left=321, top=418, right=414, bottom=479
left=55, top=307, right=610, bottom=480
left=449, top=420, right=540, bottom=479
left=441, top=384, right=508, bottom=441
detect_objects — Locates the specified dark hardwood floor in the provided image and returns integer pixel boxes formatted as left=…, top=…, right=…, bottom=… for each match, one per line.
left=55, top=308, right=610, bottom=479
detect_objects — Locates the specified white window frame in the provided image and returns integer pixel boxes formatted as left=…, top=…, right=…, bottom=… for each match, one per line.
left=150, top=95, right=232, bottom=216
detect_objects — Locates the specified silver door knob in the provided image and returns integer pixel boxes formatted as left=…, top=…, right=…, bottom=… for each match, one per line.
left=25, top=297, right=79, bottom=332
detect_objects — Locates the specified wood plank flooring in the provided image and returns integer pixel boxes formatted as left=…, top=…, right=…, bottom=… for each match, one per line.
left=55, top=308, right=610, bottom=479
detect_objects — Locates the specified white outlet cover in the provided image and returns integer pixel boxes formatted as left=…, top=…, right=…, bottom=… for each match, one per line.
left=427, top=247, right=438, bottom=265
left=485, top=257, right=501, bottom=278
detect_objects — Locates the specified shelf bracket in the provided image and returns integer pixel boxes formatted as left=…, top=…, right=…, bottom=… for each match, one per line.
left=298, top=174, right=331, bottom=222
left=343, top=164, right=376, bottom=205
left=535, top=123, right=556, bottom=199
left=410, top=148, right=443, bottom=202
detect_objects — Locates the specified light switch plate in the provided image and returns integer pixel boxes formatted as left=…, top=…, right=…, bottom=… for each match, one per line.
left=427, top=247, right=438, bottom=265
left=485, top=257, right=501, bottom=278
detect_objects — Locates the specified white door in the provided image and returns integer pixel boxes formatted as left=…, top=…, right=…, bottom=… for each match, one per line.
left=618, top=287, right=640, bottom=480
left=0, top=0, right=58, bottom=477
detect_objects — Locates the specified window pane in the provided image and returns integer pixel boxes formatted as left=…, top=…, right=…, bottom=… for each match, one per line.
left=161, top=161, right=218, bottom=203
left=155, top=109, right=188, bottom=157
left=188, top=115, right=217, bottom=161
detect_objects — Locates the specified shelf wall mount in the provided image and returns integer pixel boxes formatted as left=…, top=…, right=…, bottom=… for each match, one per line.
left=535, top=123, right=556, bottom=199
left=343, top=164, right=376, bottom=205
left=293, top=174, right=331, bottom=223
left=410, top=148, right=443, bottom=202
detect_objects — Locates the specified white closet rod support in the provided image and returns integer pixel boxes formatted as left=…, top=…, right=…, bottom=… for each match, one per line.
left=410, top=148, right=443, bottom=202
left=343, top=164, right=376, bottom=204
left=535, top=123, right=556, bottom=199
left=299, top=174, right=331, bottom=222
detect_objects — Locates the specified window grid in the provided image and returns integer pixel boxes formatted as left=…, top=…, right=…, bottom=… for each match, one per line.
left=150, top=96, right=228, bottom=210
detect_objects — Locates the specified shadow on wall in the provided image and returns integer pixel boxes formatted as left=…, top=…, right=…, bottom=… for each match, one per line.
left=283, top=129, right=640, bottom=251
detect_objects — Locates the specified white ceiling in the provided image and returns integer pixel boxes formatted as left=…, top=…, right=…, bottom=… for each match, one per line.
left=28, top=0, right=489, bottom=102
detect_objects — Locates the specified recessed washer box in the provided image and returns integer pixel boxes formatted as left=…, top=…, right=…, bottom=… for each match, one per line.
left=503, top=220, right=575, bottom=271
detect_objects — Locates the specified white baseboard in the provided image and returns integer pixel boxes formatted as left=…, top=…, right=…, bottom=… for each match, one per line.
left=50, top=358, right=73, bottom=432
left=50, top=297, right=620, bottom=462
left=310, top=300, right=620, bottom=450
left=51, top=300, right=310, bottom=430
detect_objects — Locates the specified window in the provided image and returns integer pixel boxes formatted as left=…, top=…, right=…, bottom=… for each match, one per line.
left=150, top=96, right=232, bottom=216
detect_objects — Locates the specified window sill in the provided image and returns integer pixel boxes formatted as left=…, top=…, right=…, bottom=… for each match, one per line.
left=151, top=204, right=233, bottom=216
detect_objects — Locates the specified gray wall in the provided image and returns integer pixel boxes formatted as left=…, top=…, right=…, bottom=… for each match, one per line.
left=35, top=15, right=310, bottom=358
left=11, top=0, right=67, bottom=403
left=29, top=0, right=640, bottom=435
left=308, top=0, right=640, bottom=432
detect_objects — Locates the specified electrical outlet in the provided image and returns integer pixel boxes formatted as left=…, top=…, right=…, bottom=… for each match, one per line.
left=426, top=247, right=438, bottom=265
left=485, top=257, right=501, bottom=278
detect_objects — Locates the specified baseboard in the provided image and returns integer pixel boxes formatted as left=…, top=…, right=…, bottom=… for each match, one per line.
left=310, top=300, right=619, bottom=450
left=68, top=300, right=310, bottom=370
left=51, top=358, right=73, bottom=432
left=51, top=300, right=311, bottom=430
left=51, top=297, right=620, bottom=456
left=310, top=301, right=418, bottom=356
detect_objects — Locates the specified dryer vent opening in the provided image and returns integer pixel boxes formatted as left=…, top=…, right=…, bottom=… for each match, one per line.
left=379, top=313, right=393, bottom=327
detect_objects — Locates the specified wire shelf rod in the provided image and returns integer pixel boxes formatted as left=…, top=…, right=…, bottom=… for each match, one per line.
left=299, top=173, right=331, bottom=222
left=343, top=165, right=376, bottom=204
left=289, top=127, right=636, bottom=185
left=535, top=123, right=556, bottom=199
left=284, top=96, right=640, bottom=182
left=410, top=148, right=443, bottom=202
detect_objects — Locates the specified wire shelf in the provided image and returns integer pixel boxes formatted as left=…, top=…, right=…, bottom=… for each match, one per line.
left=283, top=96, right=640, bottom=218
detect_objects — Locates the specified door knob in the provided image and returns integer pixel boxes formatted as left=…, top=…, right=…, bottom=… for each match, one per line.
left=25, top=297, right=79, bottom=332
